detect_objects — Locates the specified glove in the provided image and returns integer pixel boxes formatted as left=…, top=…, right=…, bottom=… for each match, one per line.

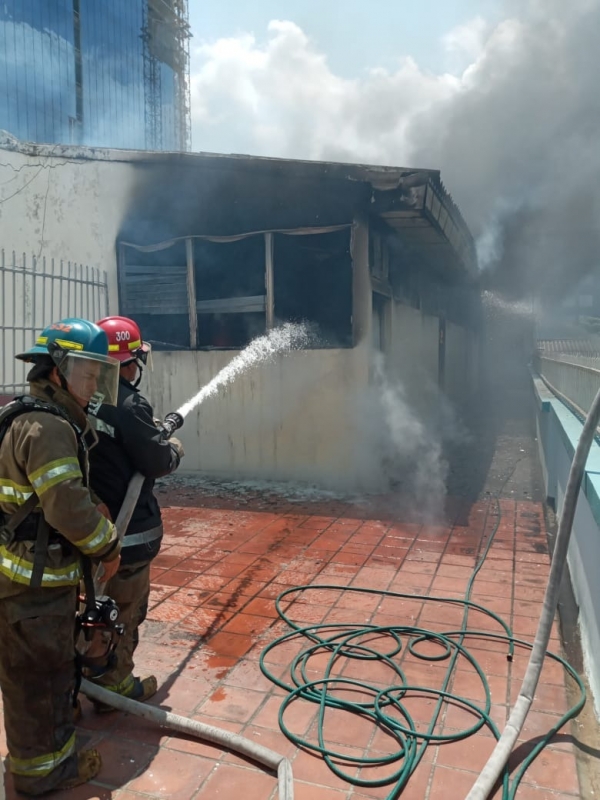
left=170, top=437, right=185, bottom=459
left=96, top=553, right=121, bottom=583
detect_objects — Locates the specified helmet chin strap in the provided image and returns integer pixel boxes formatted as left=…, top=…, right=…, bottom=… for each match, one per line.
left=123, top=358, right=144, bottom=388
left=46, top=341, right=70, bottom=393
left=132, top=364, right=143, bottom=389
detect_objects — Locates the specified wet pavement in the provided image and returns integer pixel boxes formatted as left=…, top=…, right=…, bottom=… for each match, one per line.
left=1, top=344, right=598, bottom=799
left=0, top=489, right=587, bottom=800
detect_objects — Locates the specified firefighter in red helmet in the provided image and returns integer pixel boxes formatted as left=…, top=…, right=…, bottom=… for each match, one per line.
left=86, top=316, right=184, bottom=710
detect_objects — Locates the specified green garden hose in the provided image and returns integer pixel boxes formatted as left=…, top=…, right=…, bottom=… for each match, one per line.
left=260, top=502, right=585, bottom=799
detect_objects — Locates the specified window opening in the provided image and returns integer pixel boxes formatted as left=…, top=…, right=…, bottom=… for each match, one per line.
left=119, top=239, right=190, bottom=349
left=273, top=229, right=353, bottom=348
left=193, top=235, right=266, bottom=349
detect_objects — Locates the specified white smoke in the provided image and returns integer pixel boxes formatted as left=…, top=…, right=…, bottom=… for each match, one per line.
left=359, top=355, right=450, bottom=521
left=190, top=2, right=600, bottom=296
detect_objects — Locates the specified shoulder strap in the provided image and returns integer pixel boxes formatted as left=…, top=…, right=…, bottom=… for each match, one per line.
left=1, top=494, right=39, bottom=533
left=0, top=395, right=89, bottom=483
left=0, top=397, right=84, bottom=548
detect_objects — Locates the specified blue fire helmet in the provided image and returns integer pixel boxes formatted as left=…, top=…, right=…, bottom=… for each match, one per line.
left=16, top=317, right=110, bottom=361
left=16, top=318, right=120, bottom=406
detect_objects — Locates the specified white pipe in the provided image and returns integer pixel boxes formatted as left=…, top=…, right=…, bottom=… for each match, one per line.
left=94, top=472, right=144, bottom=593
left=81, top=679, right=294, bottom=799
left=115, top=472, right=145, bottom=540
left=87, top=446, right=295, bottom=797
left=465, top=383, right=600, bottom=799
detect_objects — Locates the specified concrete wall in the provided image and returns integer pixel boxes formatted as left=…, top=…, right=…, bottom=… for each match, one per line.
left=446, top=321, right=479, bottom=406
left=387, top=302, right=438, bottom=390
left=533, top=376, right=600, bottom=717
left=385, top=301, right=479, bottom=406
left=0, top=147, right=136, bottom=312
left=148, top=346, right=372, bottom=488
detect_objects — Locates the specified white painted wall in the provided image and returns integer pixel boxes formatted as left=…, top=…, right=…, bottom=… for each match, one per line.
left=0, top=143, right=480, bottom=490
left=147, top=345, right=374, bottom=489
left=446, top=320, right=479, bottom=404
left=387, top=301, right=440, bottom=403
left=0, top=146, right=381, bottom=488
left=0, top=146, right=136, bottom=311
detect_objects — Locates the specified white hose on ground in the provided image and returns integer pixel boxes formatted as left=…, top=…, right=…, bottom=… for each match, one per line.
left=465, top=383, right=600, bottom=799
left=88, top=469, right=295, bottom=798
left=81, top=679, right=294, bottom=799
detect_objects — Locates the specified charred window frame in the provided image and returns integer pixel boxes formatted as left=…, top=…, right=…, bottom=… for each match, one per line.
left=193, top=236, right=267, bottom=349
left=118, top=226, right=354, bottom=350
left=117, top=239, right=191, bottom=349
left=273, top=229, right=353, bottom=348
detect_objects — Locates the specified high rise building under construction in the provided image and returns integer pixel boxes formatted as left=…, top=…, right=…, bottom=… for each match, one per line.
left=0, top=0, right=191, bottom=151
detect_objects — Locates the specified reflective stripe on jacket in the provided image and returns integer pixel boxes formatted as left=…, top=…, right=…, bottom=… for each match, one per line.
left=0, top=380, right=120, bottom=597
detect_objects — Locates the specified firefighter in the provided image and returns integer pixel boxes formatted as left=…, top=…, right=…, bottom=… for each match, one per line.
left=0, top=318, right=122, bottom=795
left=87, top=315, right=184, bottom=711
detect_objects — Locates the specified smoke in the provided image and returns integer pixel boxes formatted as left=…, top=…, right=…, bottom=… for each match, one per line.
left=191, top=1, right=600, bottom=300
left=360, top=355, right=450, bottom=522
left=409, top=0, right=600, bottom=301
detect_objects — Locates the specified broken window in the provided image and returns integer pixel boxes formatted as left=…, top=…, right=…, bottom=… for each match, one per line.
left=194, top=236, right=266, bottom=349
left=274, top=229, right=353, bottom=347
left=119, top=226, right=354, bottom=351
left=118, top=240, right=190, bottom=350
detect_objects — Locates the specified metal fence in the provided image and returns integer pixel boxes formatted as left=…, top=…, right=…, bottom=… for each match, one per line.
left=535, top=353, right=600, bottom=419
left=1, top=249, right=109, bottom=394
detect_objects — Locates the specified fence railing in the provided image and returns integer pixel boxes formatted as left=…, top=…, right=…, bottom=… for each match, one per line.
left=535, top=353, right=600, bottom=420
left=1, top=249, right=109, bottom=394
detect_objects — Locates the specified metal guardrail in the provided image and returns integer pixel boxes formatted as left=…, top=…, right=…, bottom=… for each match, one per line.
left=535, top=354, right=600, bottom=420
left=1, top=249, right=109, bottom=394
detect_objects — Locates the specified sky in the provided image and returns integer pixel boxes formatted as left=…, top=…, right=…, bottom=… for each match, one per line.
left=187, top=0, right=504, bottom=158
left=186, top=0, right=600, bottom=297
left=188, top=1, right=502, bottom=79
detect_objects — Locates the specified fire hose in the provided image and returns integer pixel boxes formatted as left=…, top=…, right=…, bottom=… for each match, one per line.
left=81, top=410, right=295, bottom=799
left=465, top=382, right=600, bottom=798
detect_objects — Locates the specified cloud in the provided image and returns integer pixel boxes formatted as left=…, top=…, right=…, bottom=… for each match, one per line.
left=441, top=15, right=490, bottom=72
left=190, top=2, right=600, bottom=299
left=190, top=19, right=459, bottom=163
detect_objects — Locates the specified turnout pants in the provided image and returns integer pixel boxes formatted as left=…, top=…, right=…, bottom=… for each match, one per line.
left=0, top=586, right=79, bottom=795
left=96, top=561, right=150, bottom=694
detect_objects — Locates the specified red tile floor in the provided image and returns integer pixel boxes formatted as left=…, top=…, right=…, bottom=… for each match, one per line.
left=0, top=495, right=586, bottom=799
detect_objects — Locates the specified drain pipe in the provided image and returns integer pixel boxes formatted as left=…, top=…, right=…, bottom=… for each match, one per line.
left=465, top=384, right=600, bottom=799
left=81, top=679, right=294, bottom=798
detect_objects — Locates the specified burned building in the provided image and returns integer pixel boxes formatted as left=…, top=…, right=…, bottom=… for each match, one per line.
left=0, top=138, right=480, bottom=490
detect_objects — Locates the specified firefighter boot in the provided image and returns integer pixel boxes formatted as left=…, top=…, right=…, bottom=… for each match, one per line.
left=55, top=749, right=102, bottom=791
left=93, top=674, right=158, bottom=714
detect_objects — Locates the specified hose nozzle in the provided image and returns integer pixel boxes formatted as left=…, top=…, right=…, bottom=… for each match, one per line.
left=160, top=411, right=184, bottom=439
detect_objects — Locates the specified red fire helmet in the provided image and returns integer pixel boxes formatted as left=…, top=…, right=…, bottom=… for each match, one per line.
left=96, top=316, right=150, bottom=364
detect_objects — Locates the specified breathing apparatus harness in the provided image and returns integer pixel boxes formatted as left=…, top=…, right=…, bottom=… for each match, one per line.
left=0, top=395, right=124, bottom=693
left=0, top=395, right=91, bottom=566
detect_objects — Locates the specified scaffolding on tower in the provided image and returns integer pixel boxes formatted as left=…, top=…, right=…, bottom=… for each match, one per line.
left=142, top=0, right=191, bottom=151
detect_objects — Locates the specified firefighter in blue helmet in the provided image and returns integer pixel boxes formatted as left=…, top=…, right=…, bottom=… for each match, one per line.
left=0, top=318, right=121, bottom=795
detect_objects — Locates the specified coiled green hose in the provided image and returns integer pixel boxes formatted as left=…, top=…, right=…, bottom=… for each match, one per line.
left=260, top=503, right=585, bottom=799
